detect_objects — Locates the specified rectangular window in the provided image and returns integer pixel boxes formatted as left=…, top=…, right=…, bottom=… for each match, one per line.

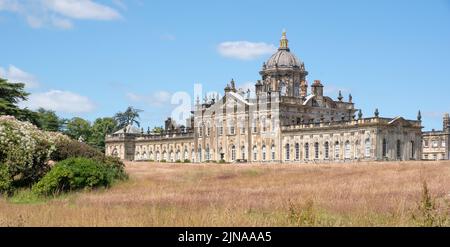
left=314, top=142, right=319, bottom=159
left=219, top=127, right=223, bottom=135
left=230, top=127, right=235, bottom=135
left=324, top=142, right=329, bottom=159
left=432, top=141, right=438, bottom=148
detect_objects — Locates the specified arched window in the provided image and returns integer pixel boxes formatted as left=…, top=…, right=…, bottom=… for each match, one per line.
left=324, top=142, right=329, bottom=159
left=344, top=141, right=351, bottom=159
left=163, top=151, right=167, bottom=161
left=241, top=146, right=246, bottom=160
left=156, top=151, right=160, bottom=161
left=135, top=152, right=140, bottom=161
left=314, top=142, right=319, bottom=159
left=411, top=141, right=415, bottom=159
left=253, top=145, right=258, bottom=161
left=271, top=145, right=276, bottom=161
left=176, top=150, right=180, bottom=161
left=112, top=148, right=119, bottom=157
left=219, top=147, right=223, bottom=160
left=285, top=143, right=290, bottom=161
left=364, top=138, right=371, bottom=157
left=149, top=151, right=154, bottom=160
left=261, top=117, right=267, bottom=132
left=305, top=143, right=309, bottom=160
left=355, top=140, right=360, bottom=159
left=205, top=145, right=210, bottom=161
left=231, top=145, right=236, bottom=161
left=198, top=145, right=202, bottom=162
left=191, top=149, right=195, bottom=162
left=143, top=151, right=147, bottom=160
left=382, top=139, right=387, bottom=157
left=396, top=140, right=401, bottom=159
left=262, top=145, right=267, bottom=161
left=334, top=141, right=340, bottom=159
left=295, top=143, right=300, bottom=160
left=170, top=151, right=174, bottom=162
left=184, top=148, right=188, bottom=160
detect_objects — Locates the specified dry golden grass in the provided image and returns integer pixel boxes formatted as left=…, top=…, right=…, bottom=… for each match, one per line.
left=1, top=161, right=449, bottom=226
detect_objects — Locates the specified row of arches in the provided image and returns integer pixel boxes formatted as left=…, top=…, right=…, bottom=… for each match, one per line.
left=135, top=148, right=194, bottom=162
left=284, top=138, right=372, bottom=161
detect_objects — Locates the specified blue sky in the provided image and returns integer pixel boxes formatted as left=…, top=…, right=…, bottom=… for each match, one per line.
left=1, top=0, right=449, bottom=131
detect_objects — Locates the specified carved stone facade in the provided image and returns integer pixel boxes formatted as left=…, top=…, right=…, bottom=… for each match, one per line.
left=422, top=114, right=450, bottom=160
left=105, top=32, right=424, bottom=163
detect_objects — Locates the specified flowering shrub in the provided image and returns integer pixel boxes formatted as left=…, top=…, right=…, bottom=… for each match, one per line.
left=0, top=165, right=13, bottom=194
left=0, top=116, right=67, bottom=189
left=0, top=115, right=127, bottom=196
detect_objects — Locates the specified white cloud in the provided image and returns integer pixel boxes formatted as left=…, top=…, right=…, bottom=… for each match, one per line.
left=0, top=65, right=39, bottom=89
left=43, top=0, right=121, bottom=20
left=21, top=90, right=95, bottom=113
left=126, top=91, right=172, bottom=107
left=50, top=16, right=73, bottom=29
left=218, top=41, right=276, bottom=60
left=0, top=0, right=122, bottom=29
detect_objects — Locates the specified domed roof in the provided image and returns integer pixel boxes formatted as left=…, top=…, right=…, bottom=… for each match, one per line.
left=265, top=31, right=303, bottom=69
left=266, top=49, right=302, bottom=68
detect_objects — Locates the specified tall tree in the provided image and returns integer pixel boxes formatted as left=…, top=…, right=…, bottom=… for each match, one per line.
left=0, top=78, right=38, bottom=124
left=65, top=117, right=92, bottom=141
left=113, top=106, right=143, bottom=129
left=36, top=108, right=63, bottom=132
left=88, top=117, right=118, bottom=151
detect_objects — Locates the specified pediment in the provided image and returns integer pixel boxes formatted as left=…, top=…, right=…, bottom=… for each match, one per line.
left=388, top=117, right=412, bottom=127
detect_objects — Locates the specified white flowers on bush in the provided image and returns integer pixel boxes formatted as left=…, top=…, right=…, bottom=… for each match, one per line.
left=0, top=115, right=70, bottom=180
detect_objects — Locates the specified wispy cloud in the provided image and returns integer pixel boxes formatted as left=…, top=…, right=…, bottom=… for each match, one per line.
left=21, top=90, right=96, bottom=113
left=0, top=0, right=122, bottom=29
left=0, top=65, right=39, bottom=89
left=217, top=41, right=276, bottom=60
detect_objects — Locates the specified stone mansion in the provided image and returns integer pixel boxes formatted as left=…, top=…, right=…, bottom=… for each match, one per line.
left=105, top=32, right=443, bottom=163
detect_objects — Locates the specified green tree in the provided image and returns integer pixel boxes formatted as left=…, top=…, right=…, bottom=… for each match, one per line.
left=113, top=106, right=143, bottom=129
left=88, top=117, right=118, bottom=151
left=36, top=108, right=63, bottom=131
left=65, top=117, right=92, bottom=141
left=0, top=77, right=39, bottom=124
left=152, top=126, right=164, bottom=134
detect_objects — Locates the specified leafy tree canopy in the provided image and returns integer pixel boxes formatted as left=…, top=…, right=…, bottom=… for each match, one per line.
left=114, top=106, right=143, bottom=129
left=36, top=108, right=64, bottom=132
left=0, top=78, right=39, bottom=125
left=65, top=117, right=92, bottom=141
left=88, top=117, right=118, bottom=151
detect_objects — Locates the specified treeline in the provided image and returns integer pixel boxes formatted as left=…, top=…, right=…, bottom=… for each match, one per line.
left=0, top=77, right=147, bottom=152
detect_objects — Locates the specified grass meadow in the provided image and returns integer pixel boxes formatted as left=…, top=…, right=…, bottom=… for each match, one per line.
left=1, top=161, right=449, bottom=226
